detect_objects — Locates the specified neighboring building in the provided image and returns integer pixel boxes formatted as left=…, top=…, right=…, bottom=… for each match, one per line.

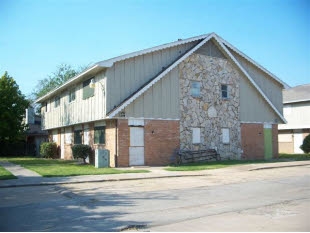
left=25, top=107, right=48, bottom=156
left=278, top=84, right=310, bottom=154
left=36, top=33, right=286, bottom=167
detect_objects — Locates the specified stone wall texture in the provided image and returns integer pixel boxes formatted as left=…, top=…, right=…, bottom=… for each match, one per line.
left=179, top=53, right=242, bottom=159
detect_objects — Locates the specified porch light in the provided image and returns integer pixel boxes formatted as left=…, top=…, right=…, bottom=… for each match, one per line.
left=89, top=78, right=105, bottom=96
left=89, top=79, right=96, bottom=88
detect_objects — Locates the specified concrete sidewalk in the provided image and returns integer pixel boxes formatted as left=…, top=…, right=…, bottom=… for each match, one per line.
left=0, top=160, right=309, bottom=188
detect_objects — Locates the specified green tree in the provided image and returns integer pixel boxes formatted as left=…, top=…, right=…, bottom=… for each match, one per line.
left=32, top=63, right=87, bottom=99
left=0, top=72, right=30, bottom=142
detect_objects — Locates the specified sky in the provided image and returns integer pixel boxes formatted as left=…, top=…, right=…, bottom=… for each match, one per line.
left=0, top=0, right=309, bottom=98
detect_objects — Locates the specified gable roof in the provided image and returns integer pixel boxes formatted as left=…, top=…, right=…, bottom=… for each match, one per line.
left=107, top=33, right=287, bottom=123
left=35, top=34, right=209, bottom=103
left=35, top=33, right=287, bottom=123
left=283, top=84, right=310, bottom=104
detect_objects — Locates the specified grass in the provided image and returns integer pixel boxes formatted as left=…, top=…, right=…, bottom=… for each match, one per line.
left=0, top=166, right=16, bottom=180
left=0, top=157, right=149, bottom=177
left=278, top=153, right=310, bottom=160
left=166, top=153, right=310, bottom=171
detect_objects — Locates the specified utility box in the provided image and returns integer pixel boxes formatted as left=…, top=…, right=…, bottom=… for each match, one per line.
left=95, top=149, right=110, bottom=168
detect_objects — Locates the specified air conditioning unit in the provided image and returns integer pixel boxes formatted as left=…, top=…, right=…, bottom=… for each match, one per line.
left=95, top=149, right=110, bottom=168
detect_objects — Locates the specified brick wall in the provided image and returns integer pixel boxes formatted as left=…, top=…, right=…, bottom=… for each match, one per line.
left=241, top=123, right=279, bottom=159
left=241, top=123, right=264, bottom=160
left=144, top=120, right=180, bottom=166
left=116, top=119, right=130, bottom=167
left=272, top=124, right=279, bottom=158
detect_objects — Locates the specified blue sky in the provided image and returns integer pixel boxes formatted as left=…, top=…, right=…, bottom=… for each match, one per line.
left=0, top=0, right=309, bottom=97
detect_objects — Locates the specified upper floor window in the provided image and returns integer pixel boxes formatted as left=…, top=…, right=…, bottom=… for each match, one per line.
left=68, top=88, right=76, bottom=103
left=191, top=81, right=201, bottom=98
left=83, top=78, right=94, bottom=100
left=54, top=96, right=60, bottom=108
left=221, top=84, right=229, bottom=99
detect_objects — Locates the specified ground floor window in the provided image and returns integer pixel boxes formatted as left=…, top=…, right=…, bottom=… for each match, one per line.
left=94, top=126, right=105, bottom=144
left=74, top=130, right=82, bottom=144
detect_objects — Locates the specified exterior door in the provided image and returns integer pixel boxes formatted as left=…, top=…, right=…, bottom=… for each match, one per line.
left=264, top=124, right=273, bottom=159
left=129, top=127, right=144, bottom=166
left=294, top=132, right=304, bottom=154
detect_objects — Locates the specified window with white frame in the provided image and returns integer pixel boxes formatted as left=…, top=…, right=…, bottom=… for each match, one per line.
left=222, top=128, right=230, bottom=144
left=191, top=81, right=201, bottom=98
left=221, top=84, right=229, bottom=99
left=192, top=128, right=201, bottom=144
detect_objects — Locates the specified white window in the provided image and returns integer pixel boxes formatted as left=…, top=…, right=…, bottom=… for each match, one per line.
left=192, top=128, right=201, bottom=144
left=221, top=84, right=229, bottom=99
left=222, top=128, right=230, bottom=144
left=191, top=81, right=201, bottom=98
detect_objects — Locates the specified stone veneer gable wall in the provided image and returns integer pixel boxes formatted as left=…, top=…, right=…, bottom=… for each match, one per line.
left=179, top=53, right=242, bottom=159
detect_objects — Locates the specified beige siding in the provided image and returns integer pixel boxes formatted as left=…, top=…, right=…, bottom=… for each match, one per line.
left=279, top=101, right=310, bottom=129
left=195, top=39, right=226, bottom=59
left=240, top=74, right=281, bottom=123
left=228, top=48, right=283, bottom=114
left=42, top=72, right=106, bottom=130
left=106, top=41, right=198, bottom=113
left=124, top=68, right=180, bottom=119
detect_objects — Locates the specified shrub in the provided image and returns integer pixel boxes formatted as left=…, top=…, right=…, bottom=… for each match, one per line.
left=71, top=144, right=92, bottom=164
left=40, top=142, right=57, bottom=158
left=300, top=134, right=310, bottom=154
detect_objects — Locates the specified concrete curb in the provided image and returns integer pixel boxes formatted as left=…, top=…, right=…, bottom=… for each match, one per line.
left=249, top=163, right=310, bottom=171
left=0, top=174, right=209, bottom=188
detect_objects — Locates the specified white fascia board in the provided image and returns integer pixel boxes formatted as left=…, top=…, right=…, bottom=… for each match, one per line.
left=216, top=35, right=289, bottom=89
left=278, top=124, right=310, bottom=130
left=97, top=34, right=211, bottom=68
left=35, top=65, right=102, bottom=103
left=213, top=35, right=287, bottom=124
left=284, top=99, right=310, bottom=104
left=107, top=34, right=214, bottom=118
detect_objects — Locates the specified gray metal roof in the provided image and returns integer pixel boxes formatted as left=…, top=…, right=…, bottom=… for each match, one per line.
left=283, top=83, right=310, bottom=103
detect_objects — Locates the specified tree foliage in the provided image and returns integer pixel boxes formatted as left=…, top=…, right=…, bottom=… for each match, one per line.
left=0, top=72, right=30, bottom=142
left=300, top=134, right=310, bottom=154
left=32, top=63, right=87, bottom=99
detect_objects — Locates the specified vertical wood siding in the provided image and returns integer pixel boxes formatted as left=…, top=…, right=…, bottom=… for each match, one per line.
left=106, top=41, right=198, bottom=113
left=228, top=47, right=283, bottom=114
left=124, top=68, right=179, bottom=119
left=42, top=72, right=106, bottom=130
left=240, top=74, right=281, bottom=122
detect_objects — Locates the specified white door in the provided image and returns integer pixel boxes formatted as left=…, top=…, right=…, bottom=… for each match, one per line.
left=83, top=129, right=89, bottom=145
left=60, top=132, right=65, bottom=159
left=129, top=127, right=144, bottom=166
left=294, top=133, right=304, bottom=153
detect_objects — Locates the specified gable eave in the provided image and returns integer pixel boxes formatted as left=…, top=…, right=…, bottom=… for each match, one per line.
left=212, top=35, right=287, bottom=124
left=216, top=35, right=289, bottom=89
left=35, top=64, right=105, bottom=103
left=97, top=33, right=212, bottom=68
left=106, top=34, right=216, bottom=118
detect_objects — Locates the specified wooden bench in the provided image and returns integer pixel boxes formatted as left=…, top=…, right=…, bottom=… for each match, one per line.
left=177, top=149, right=220, bottom=164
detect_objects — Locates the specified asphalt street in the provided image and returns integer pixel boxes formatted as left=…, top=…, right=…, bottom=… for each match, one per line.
left=0, top=164, right=309, bottom=231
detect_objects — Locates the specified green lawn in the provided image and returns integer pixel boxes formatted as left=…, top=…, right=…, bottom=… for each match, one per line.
left=166, top=153, right=310, bottom=171
left=0, top=166, right=16, bottom=180
left=0, top=157, right=149, bottom=177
